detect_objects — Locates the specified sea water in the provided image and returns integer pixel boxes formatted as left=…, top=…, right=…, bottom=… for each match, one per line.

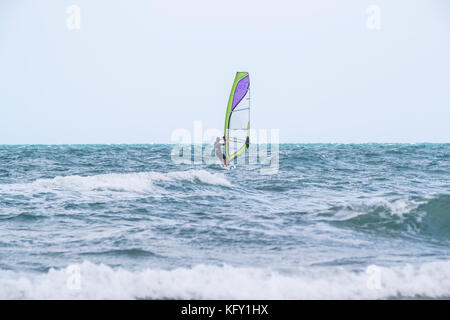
left=0, top=144, right=449, bottom=299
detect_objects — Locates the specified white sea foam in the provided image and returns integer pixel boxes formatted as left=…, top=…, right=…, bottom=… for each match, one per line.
left=0, top=170, right=231, bottom=196
left=319, top=197, right=426, bottom=222
left=1, top=261, right=450, bottom=299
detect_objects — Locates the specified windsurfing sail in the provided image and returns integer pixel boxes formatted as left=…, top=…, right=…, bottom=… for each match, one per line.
left=224, top=72, right=250, bottom=163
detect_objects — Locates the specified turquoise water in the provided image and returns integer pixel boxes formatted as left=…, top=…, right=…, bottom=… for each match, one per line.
left=1, top=144, right=450, bottom=299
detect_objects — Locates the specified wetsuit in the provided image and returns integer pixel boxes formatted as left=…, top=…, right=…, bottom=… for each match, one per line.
left=214, top=140, right=226, bottom=162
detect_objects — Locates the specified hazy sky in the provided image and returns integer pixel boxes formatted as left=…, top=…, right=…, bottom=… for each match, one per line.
left=1, top=0, right=449, bottom=144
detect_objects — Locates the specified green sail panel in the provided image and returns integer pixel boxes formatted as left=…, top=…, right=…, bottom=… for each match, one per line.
left=224, top=72, right=250, bottom=163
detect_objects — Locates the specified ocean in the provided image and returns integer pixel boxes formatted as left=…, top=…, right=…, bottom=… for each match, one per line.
left=0, top=144, right=449, bottom=299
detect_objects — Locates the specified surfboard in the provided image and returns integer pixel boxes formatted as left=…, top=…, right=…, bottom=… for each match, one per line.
left=224, top=72, right=251, bottom=166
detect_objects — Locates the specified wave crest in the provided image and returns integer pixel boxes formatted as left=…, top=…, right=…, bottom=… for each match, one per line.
left=320, top=195, right=450, bottom=240
left=0, top=170, right=231, bottom=196
left=2, top=261, right=450, bottom=299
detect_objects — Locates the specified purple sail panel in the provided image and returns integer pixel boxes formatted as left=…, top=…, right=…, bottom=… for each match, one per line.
left=232, top=76, right=249, bottom=110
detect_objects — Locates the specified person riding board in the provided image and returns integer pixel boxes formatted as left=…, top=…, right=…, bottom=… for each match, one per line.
left=214, top=136, right=227, bottom=166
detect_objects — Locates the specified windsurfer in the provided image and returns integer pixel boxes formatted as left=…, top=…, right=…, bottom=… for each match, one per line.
left=214, top=137, right=227, bottom=166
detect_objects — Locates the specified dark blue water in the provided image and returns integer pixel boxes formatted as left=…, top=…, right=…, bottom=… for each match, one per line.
left=1, top=144, right=449, bottom=299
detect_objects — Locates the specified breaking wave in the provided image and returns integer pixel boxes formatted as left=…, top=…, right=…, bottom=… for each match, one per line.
left=0, top=170, right=231, bottom=196
left=320, top=195, right=450, bottom=240
left=2, top=261, right=450, bottom=299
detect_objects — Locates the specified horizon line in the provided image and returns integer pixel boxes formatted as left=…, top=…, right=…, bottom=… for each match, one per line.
left=1, top=142, right=449, bottom=146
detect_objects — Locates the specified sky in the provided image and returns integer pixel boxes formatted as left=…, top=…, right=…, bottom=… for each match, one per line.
left=0, top=0, right=449, bottom=144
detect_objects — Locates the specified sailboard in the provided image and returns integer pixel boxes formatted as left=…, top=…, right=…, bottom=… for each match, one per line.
left=224, top=72, right=250, bottom=165
left=220, top=164, right=235, bottom=170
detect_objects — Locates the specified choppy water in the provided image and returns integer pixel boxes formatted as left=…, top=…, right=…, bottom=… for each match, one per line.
left=1, top=144, right=450, bottom=299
